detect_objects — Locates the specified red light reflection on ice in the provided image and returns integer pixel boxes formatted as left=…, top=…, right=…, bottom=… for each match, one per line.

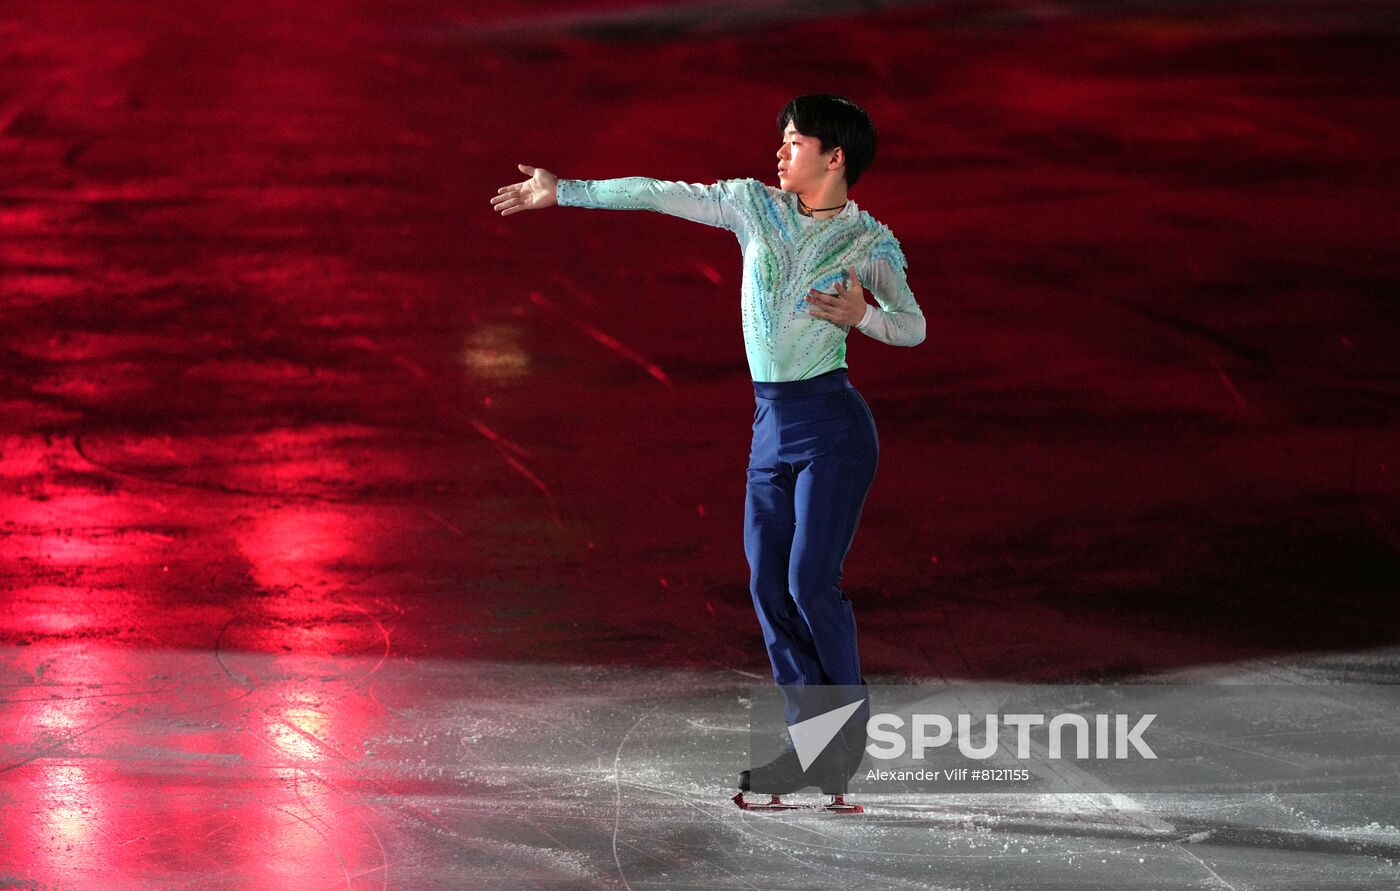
left=236, top=504, right=353, bottom=594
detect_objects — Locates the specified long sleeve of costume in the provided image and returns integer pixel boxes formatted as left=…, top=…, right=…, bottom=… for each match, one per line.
left=556, top=177, right=746, bottom=234
left=856, top=253, right=926, bottom=347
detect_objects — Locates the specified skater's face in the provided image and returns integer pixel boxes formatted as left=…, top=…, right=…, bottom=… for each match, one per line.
left=776, top=121, right=844, bottom=192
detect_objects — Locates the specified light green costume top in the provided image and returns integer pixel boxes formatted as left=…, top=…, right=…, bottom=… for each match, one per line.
left=556, top=177, right=925, bottom=382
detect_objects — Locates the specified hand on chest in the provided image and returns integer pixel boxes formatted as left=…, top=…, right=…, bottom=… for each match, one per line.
left=752, top=222, right=876, bottom=314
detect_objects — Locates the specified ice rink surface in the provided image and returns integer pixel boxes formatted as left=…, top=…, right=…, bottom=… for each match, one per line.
left=3, top=648, right=1399, bottom=889
left=2, top=0, right=1399, bottom=887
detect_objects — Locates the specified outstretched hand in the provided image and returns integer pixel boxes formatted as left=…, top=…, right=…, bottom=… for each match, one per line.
left=806, top=267, right=868, bottom=327
left=490, top=164, right=558, bottom=217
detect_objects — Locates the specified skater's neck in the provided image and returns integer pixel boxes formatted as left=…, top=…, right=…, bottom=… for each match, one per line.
left=797, top=179, right=849, bottom=219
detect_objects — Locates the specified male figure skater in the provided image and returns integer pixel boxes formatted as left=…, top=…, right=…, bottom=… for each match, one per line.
left=491, top=94, right=925, bottom=807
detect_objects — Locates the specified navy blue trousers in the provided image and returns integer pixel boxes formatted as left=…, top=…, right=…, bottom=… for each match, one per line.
left=744, top=367, right=879, bottom=705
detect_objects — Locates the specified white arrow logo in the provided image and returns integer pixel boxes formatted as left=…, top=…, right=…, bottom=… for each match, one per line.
left=788, top=698, right=866, bottom=771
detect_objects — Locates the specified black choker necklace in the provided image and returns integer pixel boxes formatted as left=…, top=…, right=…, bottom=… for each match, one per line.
left=797, top=196, right=849, bottom=217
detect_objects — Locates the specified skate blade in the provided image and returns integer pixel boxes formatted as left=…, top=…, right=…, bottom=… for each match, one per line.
left=732, top=793, right=865, bottom=814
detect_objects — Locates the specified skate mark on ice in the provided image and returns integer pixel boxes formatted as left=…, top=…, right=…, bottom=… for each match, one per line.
left=1104, top=298, right=1270, bottom=369
left=0, top=706, right=135, bottom=775
left=550, top=273, right=599, bottom=309
left=305, top=753, right=392, bottom=891
left=270, top=800, right=358, bottom=891
left=435, top=670, right=582, bottom=853
left=365, top=683, right=410, bottom=721
left=1207, top=356, right=1250, bottom=412
left=732, top=811, right=943, bottom=889
left=600, top=708, right=780, bottom=889
left=290, top=759, right=363, bottom=888
left=1170, top=842, right=1238, bottom=891
left=684, top=718, right=749, bottom=733
left=213, top=615, right=266, bottom=695
left=344, top=333, right=561, bottom=527
left=607, top=775, right=801, bottom=888
left=1148, top=726, right=1309, bottom=769
left=529, top=291, right=672, bottom=386
left=419, top=505, right=466, bottom=538
left=610, top=702, right=662, bottom=891
left=462, top=414, right=532, bottom=461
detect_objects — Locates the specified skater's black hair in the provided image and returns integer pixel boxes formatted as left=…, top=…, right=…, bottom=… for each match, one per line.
left=776, top=94, right=877, bottom=188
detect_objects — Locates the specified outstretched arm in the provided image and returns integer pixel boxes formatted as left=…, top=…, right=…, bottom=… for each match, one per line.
left=492, top=165, right=745, bottom=232
left=552, top=177, right=744, bottom=232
